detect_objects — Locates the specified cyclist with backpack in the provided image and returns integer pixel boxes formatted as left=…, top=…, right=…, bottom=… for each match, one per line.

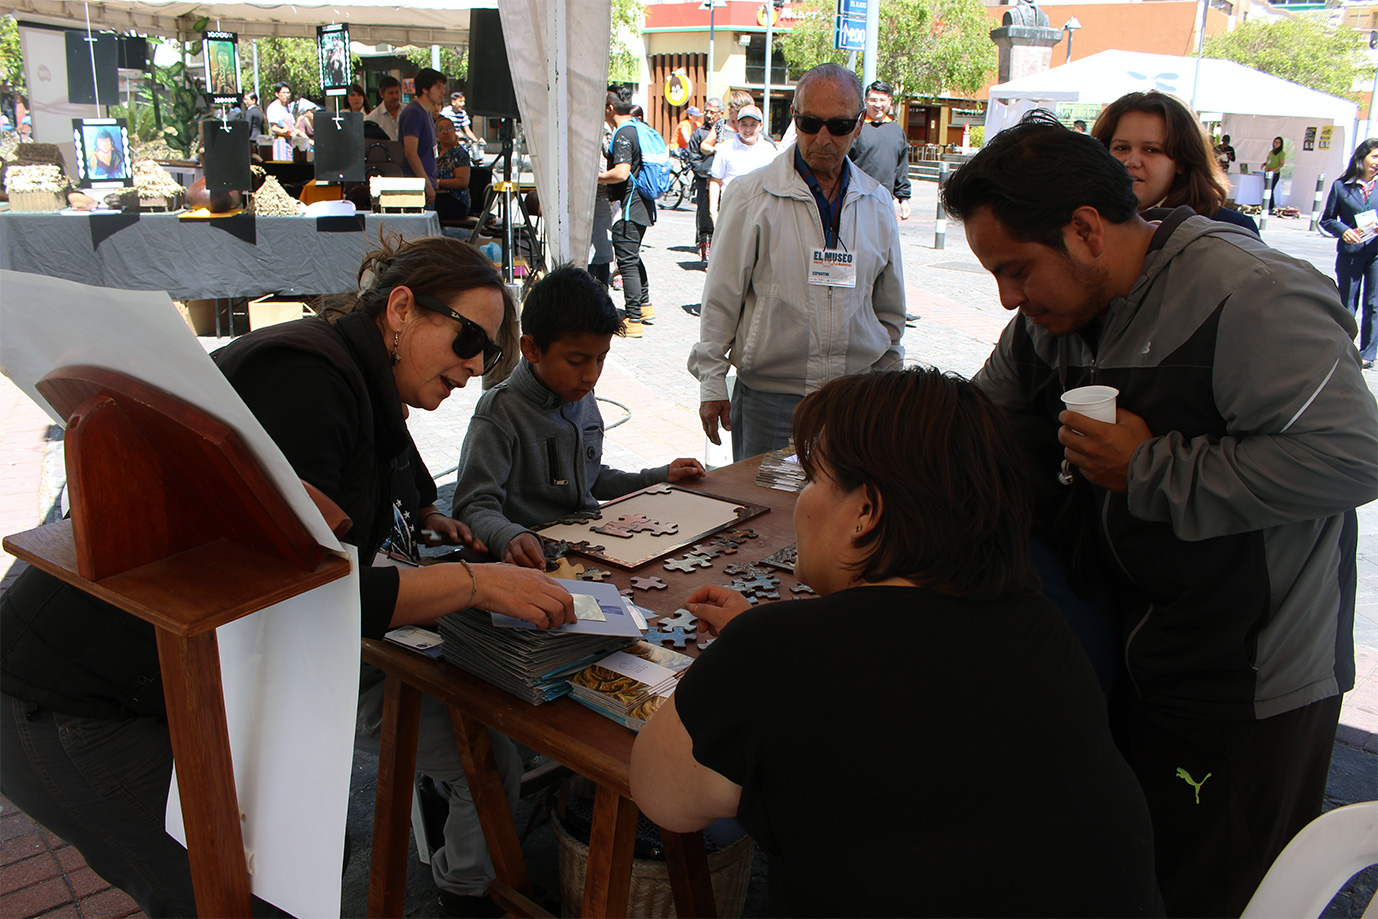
left=598, top=93, right=670, bottom=337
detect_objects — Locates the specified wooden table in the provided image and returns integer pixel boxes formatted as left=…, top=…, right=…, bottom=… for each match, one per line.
left=363, top=455, right=805, bottom=918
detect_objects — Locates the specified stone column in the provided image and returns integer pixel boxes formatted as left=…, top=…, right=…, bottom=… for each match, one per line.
left=989, top=26, right=1064, bottom=84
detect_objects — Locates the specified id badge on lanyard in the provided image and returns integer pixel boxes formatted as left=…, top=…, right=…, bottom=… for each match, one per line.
left=808, top=248, right=856, bottom=288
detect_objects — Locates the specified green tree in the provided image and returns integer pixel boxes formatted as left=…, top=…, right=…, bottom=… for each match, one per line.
left=0, top=15, right=24, bottom=94
left=610, top=0, right=645, bottom=84
left=776, top=0, right=995, bottom=99
left=400, top=45, right=468, bottom=83
left=1203, top=14, right=1372, bottom=100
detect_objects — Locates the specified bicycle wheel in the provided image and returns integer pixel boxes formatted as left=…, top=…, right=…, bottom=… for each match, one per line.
left=664, top=172, right=686, bottom=209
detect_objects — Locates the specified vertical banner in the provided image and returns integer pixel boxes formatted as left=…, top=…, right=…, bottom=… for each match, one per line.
left=317, top=24, right=350, bottom=97
left=202, top=31, right=242, bottom=107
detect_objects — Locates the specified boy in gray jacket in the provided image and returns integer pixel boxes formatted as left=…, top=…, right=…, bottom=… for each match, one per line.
left=454, top=265, right=705, bottom=567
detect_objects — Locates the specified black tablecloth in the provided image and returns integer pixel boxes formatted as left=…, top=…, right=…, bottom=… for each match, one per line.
left=0, top=211, right=441, bottom=299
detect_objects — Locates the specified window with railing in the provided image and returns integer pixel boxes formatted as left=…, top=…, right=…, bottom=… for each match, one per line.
left=744, top=35, right=790, bottom=86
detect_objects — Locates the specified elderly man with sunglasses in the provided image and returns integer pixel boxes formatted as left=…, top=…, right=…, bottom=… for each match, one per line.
left=689, top=63, right=906, bottom=460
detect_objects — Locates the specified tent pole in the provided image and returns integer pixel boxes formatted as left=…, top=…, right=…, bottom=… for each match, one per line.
left=1190, top=0, right=1208, bottom=111
left=253, top=39, right=260, bottom=103
left=547, top=0, right=570, bottom=265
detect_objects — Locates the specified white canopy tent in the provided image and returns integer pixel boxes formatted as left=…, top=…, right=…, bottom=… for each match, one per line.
left=985, top=50, right=1359, bottom=213
left=1, top=0, right=609, bottom=264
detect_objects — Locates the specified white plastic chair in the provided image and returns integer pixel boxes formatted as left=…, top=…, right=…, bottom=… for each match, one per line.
left=1240, top=801, right=1378, bottom=918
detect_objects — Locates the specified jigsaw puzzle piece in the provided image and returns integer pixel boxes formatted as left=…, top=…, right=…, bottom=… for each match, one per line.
left=630, top=576, right=668, bottom=591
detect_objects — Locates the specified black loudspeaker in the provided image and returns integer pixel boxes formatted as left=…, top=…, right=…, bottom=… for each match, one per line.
left=466, top=9, right=520, bottom=120
left=66, top=31, right=119, bottom=106
left=315, top=112, right=365, bottom=183
left=117, top=36, right=148, bottom=71
left=202, top=120, right=253, bottom=191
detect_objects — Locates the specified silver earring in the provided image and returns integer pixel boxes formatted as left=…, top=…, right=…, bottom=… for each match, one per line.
left=391, top=330, right=401, bottom=365
left=855, top=524, right=861, bottom=533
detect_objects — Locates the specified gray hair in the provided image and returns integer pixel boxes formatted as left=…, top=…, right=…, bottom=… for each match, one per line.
left=706, top=97, right=723, bottom=110
left=794, top=63, right=863, bottom=112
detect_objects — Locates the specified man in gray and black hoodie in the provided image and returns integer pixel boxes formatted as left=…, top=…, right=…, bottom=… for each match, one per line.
left=944, top=111, right=1378, bottom=918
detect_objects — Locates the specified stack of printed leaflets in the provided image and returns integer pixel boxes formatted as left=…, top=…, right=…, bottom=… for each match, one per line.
left=436, top=579, right=642, bottom=705
left=753, top=446, right=805, bottom=493
left=567, top=640, right=695, bottom=732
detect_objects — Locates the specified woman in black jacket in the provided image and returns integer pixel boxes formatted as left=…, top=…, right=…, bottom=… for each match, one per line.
left=1320, top=138, right=1378, bottom=369
left=0, top=235, right=575, bottom=917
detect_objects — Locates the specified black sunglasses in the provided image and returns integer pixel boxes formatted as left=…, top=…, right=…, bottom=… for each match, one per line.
left=411, top=292, right=504, bottom=374
left=792, top=110, right=863, bottom=137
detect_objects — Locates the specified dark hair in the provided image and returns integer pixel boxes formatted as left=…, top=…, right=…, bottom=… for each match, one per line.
left=347, top=83, right=365, bottom=97
left=629, top=104, right=644, bottom=119
left=1072, top=119, right=1086, bottom=130
left=1271, top=136, right=1284, bottom=151
left=521, top=263, right=624, bottom=348
left=244, top=91, right=258, bottom=103
left=1220, top=134, right=1231, bottom=144
left=93, top=128, right=124, bottom=171
left=792, top=368, right=1033, bottom=600
left=414, top=68, right=446, bottom=93
left=608, top=93, right=635, bottom=116
left=273, top=82, right=290, bottom=94
left=1090, top=91, right=1228, bottom=217
left=326, top=233, right=517, bottom=361
left=1342, top=138, right=1378, bottom=182
left=378, top=75, right=401, bottom=93
left=942, top=110, right=1140, bottom=251
left=865, top=80, right=894, bottom=97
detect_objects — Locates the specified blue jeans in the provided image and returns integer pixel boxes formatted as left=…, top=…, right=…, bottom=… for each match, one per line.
left=730, top=379, right=802, bottom=462
left=1335, top=244, right=1378, bottom=361
left=0, top=692, right=199, bottom=917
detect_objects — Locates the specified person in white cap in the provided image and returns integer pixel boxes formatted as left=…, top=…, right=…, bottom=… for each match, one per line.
left=708, top=104, right=778, bottom=220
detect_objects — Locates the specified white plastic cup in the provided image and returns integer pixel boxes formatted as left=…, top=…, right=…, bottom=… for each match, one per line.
left=1061, top=385, right=1119, bottom=423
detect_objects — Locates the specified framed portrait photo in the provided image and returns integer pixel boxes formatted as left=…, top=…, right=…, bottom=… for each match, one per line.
left=317, top=24, right=350, bottom=96
left=202, top=31, right=241, bottom=107
left=71, top=118, right=133, bottom=191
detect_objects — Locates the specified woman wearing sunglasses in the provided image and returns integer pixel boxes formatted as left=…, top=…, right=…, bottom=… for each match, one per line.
left=0, top=234, right=574, bottom=918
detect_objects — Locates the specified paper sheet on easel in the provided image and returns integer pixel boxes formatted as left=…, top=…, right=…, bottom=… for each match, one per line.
left=0, top=270, right=341, bottom=551
left=166, top=546, right=361, bottom=919
left=0, top=270, right=358, bottom=915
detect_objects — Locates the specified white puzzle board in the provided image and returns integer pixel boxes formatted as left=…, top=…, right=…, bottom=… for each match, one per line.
left=535, top=484, right=768, bottom=569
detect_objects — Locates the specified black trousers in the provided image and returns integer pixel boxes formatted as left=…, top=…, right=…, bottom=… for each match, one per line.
left=694, top=175, right=713, bottom=245
left=1111, top=694, right=1341, bottom=918
left=610, top=218, right=648, bottom=320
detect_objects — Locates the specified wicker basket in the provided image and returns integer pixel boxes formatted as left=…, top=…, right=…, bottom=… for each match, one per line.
left=552, top=815, right=754, bottom=918
left=7, top=190, right=65, bottom=213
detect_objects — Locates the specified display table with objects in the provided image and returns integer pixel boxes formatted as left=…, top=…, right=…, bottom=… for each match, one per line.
left=363, top=454, right=806, bottom=918
left=0, top=211, right=440, bottom=299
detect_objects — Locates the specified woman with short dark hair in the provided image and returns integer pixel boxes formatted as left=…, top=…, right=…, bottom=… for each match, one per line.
left=630, top=368, right=1163, bottom=918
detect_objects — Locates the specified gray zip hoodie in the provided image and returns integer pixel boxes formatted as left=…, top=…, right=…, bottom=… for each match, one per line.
left=453, top=358, right=668, bottom=559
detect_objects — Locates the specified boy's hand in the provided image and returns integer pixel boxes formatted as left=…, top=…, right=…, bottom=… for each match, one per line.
left=685, top=584, right=753, bottom=637
left=420, top=508, right=487, bottom=553
left=503, top=532, right=548, bottom=569
left=666, top=458, right=706, bottom=483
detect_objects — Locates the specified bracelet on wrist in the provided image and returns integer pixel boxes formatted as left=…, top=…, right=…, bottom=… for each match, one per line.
left=459, top=558, right=478, bottom=609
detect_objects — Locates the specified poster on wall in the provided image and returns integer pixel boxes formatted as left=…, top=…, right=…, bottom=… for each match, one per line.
left=317, top=24, right=350, bottom=97
left=202, top=31, right=241, bottom=107
left=71, top=117, right=133, bottom=189
left=1320, top=126, right=1333, bottom=150
left=1303, top=126, right=1317, bottom=152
